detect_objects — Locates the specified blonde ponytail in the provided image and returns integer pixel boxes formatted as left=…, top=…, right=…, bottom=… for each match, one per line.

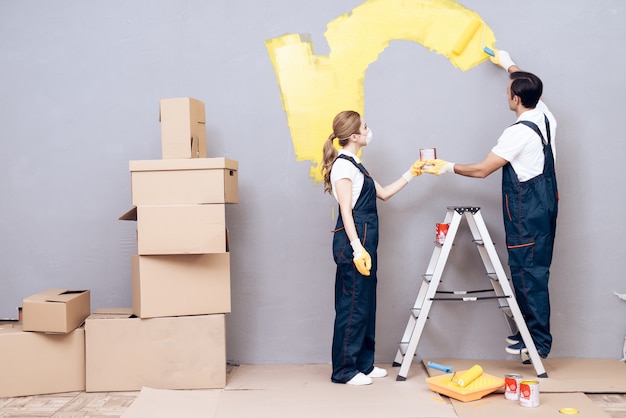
left=320, top=110, right=361, bottom=195
left=321, top=134, right=338, bottom=194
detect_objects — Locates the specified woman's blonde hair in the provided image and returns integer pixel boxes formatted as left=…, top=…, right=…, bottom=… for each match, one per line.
left=321, top=110, right=361, bottom=194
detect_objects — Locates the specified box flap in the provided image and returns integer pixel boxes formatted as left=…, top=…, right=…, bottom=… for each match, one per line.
left=119, top=207, right=138, bottom=221
left=88, top=307, right=135, bottom=320
left=129, top=158, right=238, bottom=172
left=45, top=290, right=89, bottom=303
left=23, top=288, right=69, bottom=303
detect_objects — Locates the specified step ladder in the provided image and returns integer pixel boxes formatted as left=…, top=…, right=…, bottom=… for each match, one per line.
left=393, top=206, right=547, bottom=381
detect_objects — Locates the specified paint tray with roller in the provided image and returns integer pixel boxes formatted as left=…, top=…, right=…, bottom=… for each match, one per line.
left=425, top=362, right=504, bottom=402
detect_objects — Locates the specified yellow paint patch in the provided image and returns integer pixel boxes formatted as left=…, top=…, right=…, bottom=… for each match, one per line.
left=266, top=0, right=496, bottom=183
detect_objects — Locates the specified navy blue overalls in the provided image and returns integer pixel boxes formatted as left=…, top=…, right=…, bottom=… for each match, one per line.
left=502, top=115, right=558, bottom=358
left=330, top=154, right=379, bottom=383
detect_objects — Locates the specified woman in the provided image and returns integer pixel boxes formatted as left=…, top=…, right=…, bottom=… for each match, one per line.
left=321, top=110, right=425, bottom=385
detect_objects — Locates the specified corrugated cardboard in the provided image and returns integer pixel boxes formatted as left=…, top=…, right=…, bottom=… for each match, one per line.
left=22, top=289, right=90, bottom=333
left=129, top=158, right=238, bottom=205
left=0, top=324, right=85, bottom=397
left=132, top=253, right=231, bottom=318
left=85, top=310, right=226, bottom=392
left=119, top=204, right=228, bottom=255
left=159, top=97, right=207, bottom=159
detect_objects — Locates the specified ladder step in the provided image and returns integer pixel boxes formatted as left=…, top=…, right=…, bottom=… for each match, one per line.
left=397, top=342, right=419, bottom=357
left=430, top=295, right=510, bottom=302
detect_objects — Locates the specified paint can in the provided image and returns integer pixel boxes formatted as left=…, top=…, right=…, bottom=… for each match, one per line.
left=419, top=148, right=437, bottom=161
left=435, top=223, right=449, bottom=245
left=504, top=374, right=523, bottom=400
left=420, top=148, right=437, bottom=170
left=519, top=380, right=540, bottom=407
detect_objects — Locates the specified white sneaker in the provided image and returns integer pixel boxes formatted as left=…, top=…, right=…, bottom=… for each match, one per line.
left=346, top=372, right=372, bottom=386
left=367, top=366, right=388, bottom=378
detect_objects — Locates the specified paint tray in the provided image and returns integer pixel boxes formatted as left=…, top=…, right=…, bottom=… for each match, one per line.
left=425, top=369, right=504, bottom=402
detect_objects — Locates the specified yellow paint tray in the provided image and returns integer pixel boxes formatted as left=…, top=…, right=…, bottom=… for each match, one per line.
left=426, top=370, right=504, bottom=402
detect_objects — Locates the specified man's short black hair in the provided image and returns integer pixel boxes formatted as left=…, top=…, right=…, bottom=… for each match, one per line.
left=510, top=71, right=543, bottom=108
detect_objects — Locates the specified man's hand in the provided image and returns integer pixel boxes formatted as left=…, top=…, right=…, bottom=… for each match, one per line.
left=490, top=50, right=516, bottom=72
left=423, top=159, right=455, bottom=176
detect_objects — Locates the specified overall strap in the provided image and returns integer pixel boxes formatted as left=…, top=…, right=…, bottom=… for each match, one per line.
left=514, top=114, right=551, bottom=145
left=336, top=154, right=371, bottom=177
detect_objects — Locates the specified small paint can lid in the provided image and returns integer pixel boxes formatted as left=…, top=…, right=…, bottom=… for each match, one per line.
left=559, top=407, right=579, bottom=414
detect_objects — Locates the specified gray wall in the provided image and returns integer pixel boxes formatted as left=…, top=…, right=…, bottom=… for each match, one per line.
left=1, top=0, right=624, bottom=364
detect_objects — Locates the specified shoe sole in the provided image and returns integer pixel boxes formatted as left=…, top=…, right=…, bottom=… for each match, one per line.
left=505, top=347, right=528, bottom=355
left=506, top=337, right=520, bottom=345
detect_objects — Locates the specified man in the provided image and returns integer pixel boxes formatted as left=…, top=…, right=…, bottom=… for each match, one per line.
left=428, top=50, right=558, bottom=359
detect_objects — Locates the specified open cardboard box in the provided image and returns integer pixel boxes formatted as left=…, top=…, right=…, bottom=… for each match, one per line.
left=22, top=289, right=90, bottom=333
left=119, top=205, right=228, bottom=255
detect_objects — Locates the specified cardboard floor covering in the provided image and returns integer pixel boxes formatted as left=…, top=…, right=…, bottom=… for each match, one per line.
left=122, top=360, right=625, bottom=418
left=424, top=358, right=626, bottom=393
left=122, top=363, right=457, bottom=418
left=451, top=392, right=611, bottom=418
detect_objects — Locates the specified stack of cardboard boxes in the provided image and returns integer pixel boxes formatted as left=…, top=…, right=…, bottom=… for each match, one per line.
left=0, top=97, right=238, bottom=398
left=87, top=97, right=238, bottom=392
left=0, top=289, right=90, bottom=397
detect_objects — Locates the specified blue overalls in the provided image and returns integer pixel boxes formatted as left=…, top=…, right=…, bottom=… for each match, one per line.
left=330, top=154, right=379, bottom=383
left=502, top=115, right=558, bottom=358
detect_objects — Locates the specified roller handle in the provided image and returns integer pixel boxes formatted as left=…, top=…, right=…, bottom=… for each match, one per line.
left=427, top=361, right=453, bottom=374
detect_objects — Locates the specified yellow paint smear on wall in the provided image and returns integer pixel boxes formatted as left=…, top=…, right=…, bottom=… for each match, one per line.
left=266, top=0, right=496, bottom=183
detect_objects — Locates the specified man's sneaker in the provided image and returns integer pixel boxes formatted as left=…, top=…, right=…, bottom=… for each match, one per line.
left=506, top=341, right=528, bottom=355
left=506, top=332, right=521, bottom=345
left=367, top=366, right=388, bottom=378
left=346, top=372, right=372, bottom=386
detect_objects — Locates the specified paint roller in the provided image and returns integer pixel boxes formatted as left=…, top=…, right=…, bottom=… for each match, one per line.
left=452, top=364, right=483, bottom=387
left=427, top=362, right=483, bottom=387
left=453, top=18, right=495, bottom=57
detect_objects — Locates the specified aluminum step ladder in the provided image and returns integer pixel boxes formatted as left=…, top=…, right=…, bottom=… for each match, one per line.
left=393, top=206, right=547, bottom=381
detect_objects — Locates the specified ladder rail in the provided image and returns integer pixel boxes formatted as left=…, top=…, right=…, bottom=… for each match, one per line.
left=394, top=209, right=462, bottom=380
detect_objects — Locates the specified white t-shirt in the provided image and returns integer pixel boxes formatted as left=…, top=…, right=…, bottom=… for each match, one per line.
left=491, top=100, right=557, bottom=182
left=330, top=150, right=364, bottom=209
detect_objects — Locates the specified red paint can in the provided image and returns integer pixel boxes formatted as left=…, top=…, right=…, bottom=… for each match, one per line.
left=435, top=223, right=449, bottom=245
left=519, top=380, right=540, bottom=407
left=504, top=374, right=523, bottom=400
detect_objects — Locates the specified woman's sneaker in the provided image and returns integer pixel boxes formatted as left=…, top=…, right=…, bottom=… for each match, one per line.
left=346, top=372, right=372, bottom=386
left=367, top=367, right=388, bottom=378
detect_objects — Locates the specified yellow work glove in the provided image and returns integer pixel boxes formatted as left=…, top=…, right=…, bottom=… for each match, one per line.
left=350, top=239, right=372, bottom=276
left=410, top=160, right=426, bottom=176
left=402, top=160, right=426, bottom=182
left=423, top=159, right=455, bottom=176
left=490, top=49, right=516, bottom=71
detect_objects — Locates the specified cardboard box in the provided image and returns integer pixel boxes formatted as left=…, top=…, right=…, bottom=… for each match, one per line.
left=129, top=158, right=238, bottom=205
left=85, top=310, right=226, bottom=392
left=159, top=97, right=207, bottom=159
left=119, top=204, right=228, bottom=255
left=22, top=289, right=90, bottom=333
left=0, top=324, right=85, bottom=397
left=132, top=253, right=231, bottom=318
